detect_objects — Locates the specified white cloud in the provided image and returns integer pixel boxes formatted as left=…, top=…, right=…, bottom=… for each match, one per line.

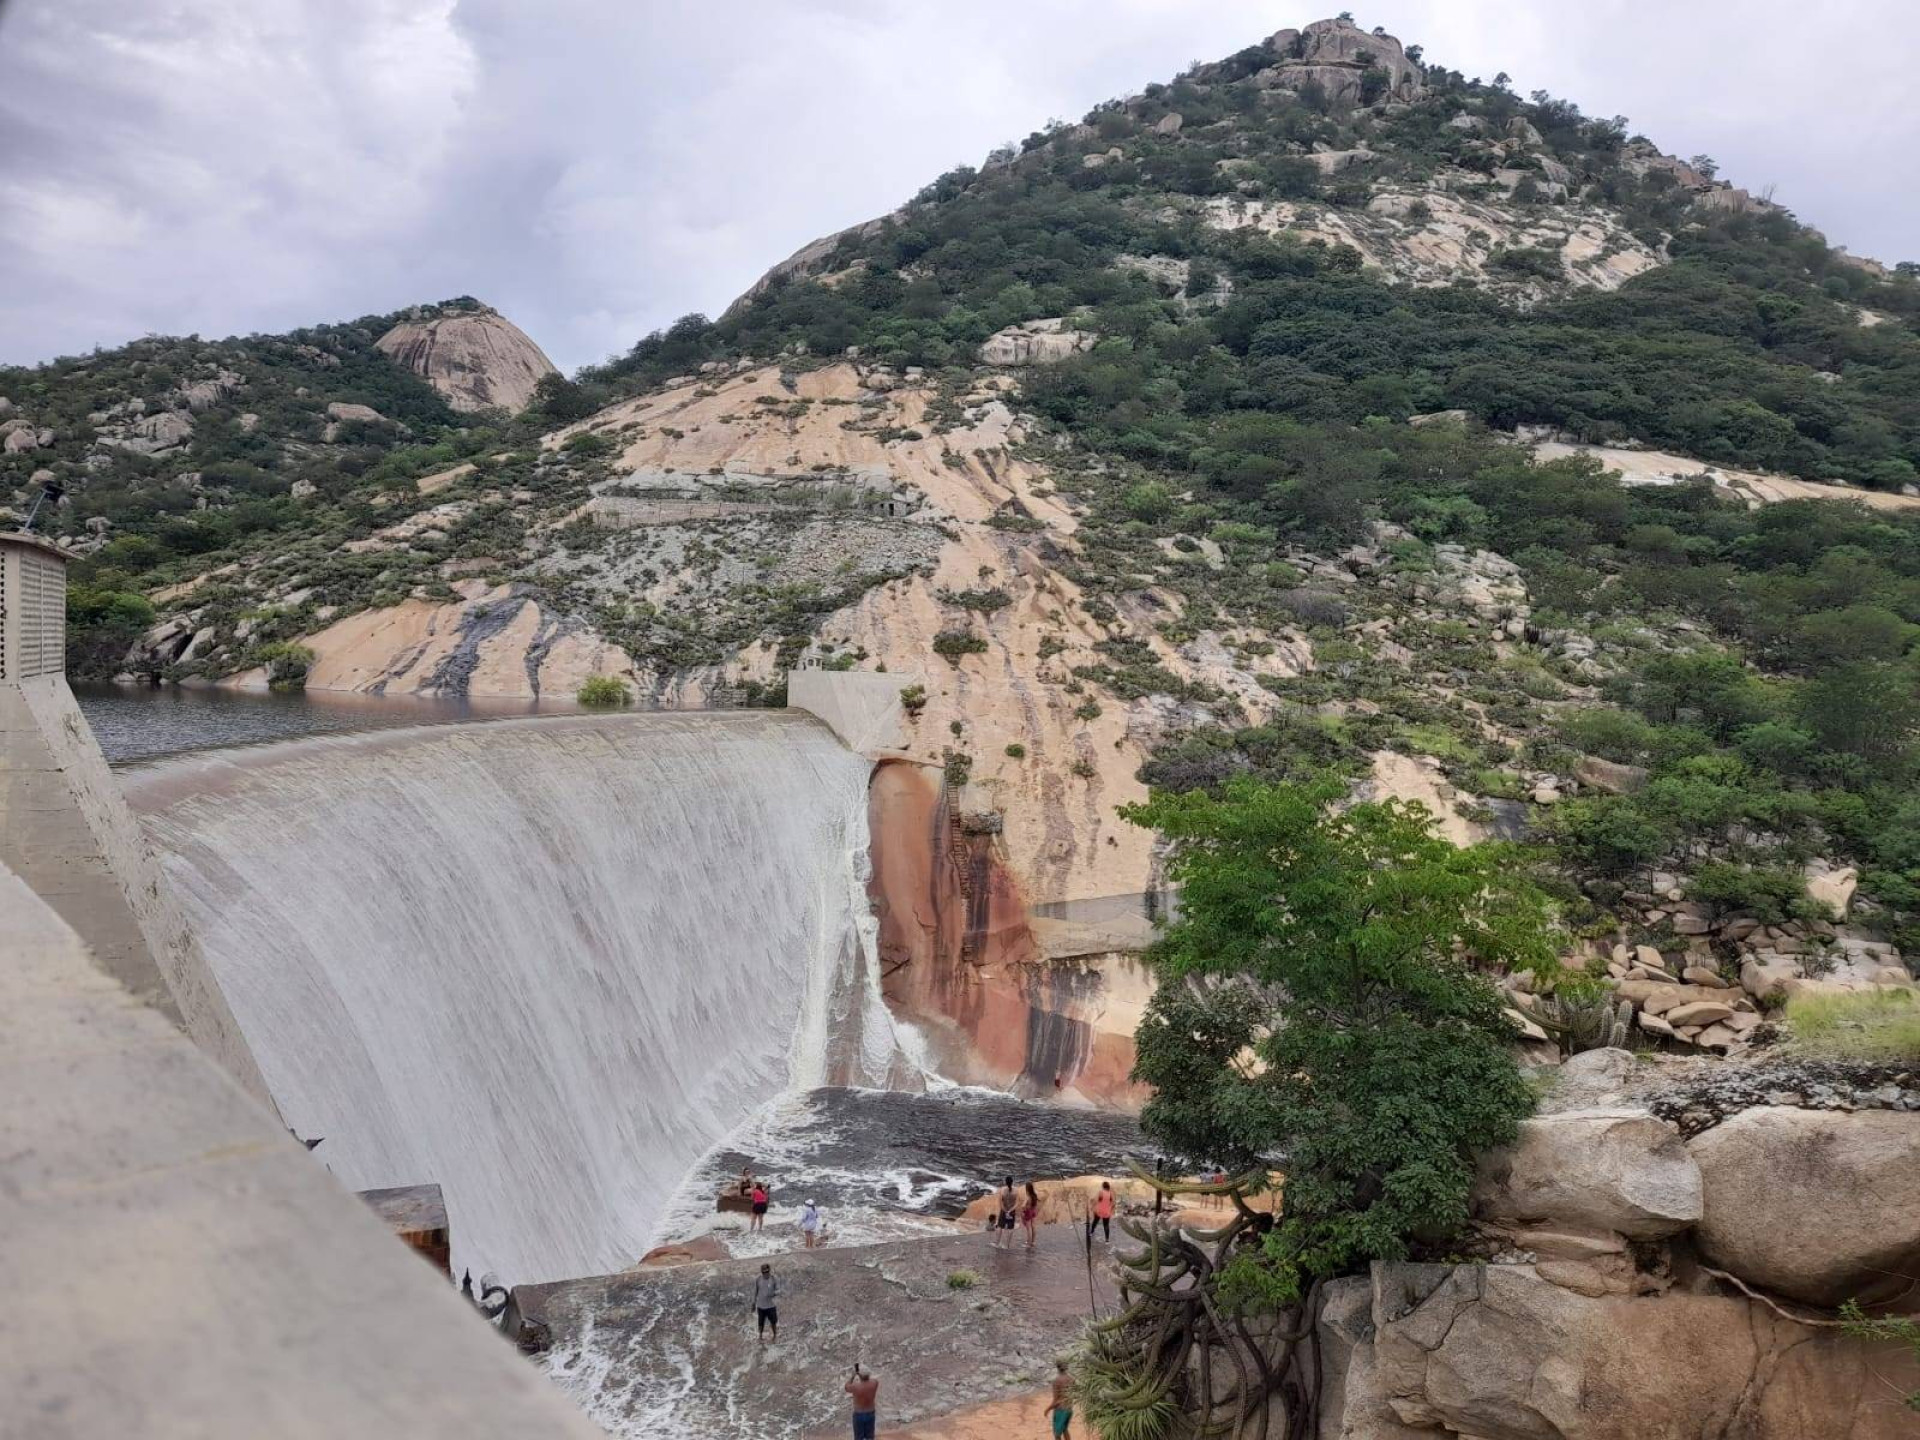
left=0, top=1, right=1913, bottom=371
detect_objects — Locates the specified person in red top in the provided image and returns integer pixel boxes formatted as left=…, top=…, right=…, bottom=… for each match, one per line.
left=1086, top=1180, right=1115, bottom=1244
left=750, top=1182, right=770, bottom=1233
left=844, top=1364, right=880, bottom=1440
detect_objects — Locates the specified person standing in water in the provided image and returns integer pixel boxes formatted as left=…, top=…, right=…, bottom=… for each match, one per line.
left=750, top=1180, right=770, bottom=1233
left=845, top=1363, right=880, bottom=1439
left=1086, top=1180, right=1115, bottom=1244
left=994, top=1176, right=1018, bottom=1250
left=1021, top=1181, right=1040, bottom=1251
left=800, top=1200, right=823, bottom=1250
left=1043, top=1357, right=1074, bottom=1437
left=752, top=1263, right=779, bottom=1343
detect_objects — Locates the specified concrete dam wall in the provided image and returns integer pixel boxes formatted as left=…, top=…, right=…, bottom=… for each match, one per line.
left=124, top=711, right=921, bottom=1285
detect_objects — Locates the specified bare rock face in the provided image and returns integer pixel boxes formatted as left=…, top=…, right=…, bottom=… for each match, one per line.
left=375, top=307, right=558, bottom=414
left=977, top=318, right=1095, bottom=366
left=1332, top=1261, right=1920, bottom=1439
left=1803, top=859, right=1858, bottom=917
left=1474, top=1106, right=1702, bottom=1239
left=1316, top=1278, right=1428, bottom=1439
left=1689, top=1106, right=1920, bottom=1307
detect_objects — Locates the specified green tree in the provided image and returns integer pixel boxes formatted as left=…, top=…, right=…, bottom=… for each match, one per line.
left=1801, top=662, right=1920, bottom=770
left=1121, top=778, right=1556, bottom=1305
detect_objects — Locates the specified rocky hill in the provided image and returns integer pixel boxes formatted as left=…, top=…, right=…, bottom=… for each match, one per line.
left=19, top=14, right=1920, bottom=1092
left=374, top=305, right=559, bottom=414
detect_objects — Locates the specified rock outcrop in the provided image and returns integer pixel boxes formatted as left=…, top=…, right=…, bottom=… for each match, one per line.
left=977, top=318, right=1095, bottom=366
left=1264, top=18, right=1424, bottom=106
left=1474, top=1106, right=1702, bottom=1240
left=1689, top=1106, right=1920, bottom=1308
left=96, top=410, right=191, bottom=456
left=375, top=306, right=558, bottom=414
left=1321, top=1261, right=1920, bottom=1439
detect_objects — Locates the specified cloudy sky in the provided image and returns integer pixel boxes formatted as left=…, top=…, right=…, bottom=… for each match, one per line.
left=2, top=1, right=1914, bottom=373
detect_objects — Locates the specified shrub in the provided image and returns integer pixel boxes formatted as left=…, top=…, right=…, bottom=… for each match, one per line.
left=946, top=1269, right=982, bottom=1290
left=1492, top=245, right=1564, bottom=280
left=900, top=683, right=928, bottom=714
left=1005, top=742, right=1027, bottom=758
left=577, top=674, right=632, bottom=708
left=258, top=642, right=316, bottom=692
left=933, top=631, right=989, bottom=660
left=1687, top=860, right=1825, bottom=924
left=937, top=586, right=1011, bottom=613
left=1274, top=589, right=1349, bottom=627
left=1074, top=700, right=1104, bottom=722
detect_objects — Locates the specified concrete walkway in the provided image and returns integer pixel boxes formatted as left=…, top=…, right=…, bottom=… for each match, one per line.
left=0, top=861, right=601, bottom=1440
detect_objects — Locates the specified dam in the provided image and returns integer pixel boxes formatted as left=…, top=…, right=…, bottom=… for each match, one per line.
left=123, top=710, right=923, bottom=1285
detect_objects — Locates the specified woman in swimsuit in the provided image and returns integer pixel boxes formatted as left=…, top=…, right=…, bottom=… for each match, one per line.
left=1022, top=1181, right=1040, bottom=1251
left=750, top=1181, right=769, bottom=1233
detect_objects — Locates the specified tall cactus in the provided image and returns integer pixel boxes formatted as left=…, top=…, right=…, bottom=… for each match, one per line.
left=1533, top=989, right=1635, bottom=1056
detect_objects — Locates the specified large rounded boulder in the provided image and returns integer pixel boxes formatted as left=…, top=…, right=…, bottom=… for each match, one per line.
left=1688, top=1106, right=1920, bottom=1307
left=1475, top=1107, right=1702, bottom=1239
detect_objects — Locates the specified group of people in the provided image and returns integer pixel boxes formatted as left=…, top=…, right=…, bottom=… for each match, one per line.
left=736, top=1166, right=828, bottom=1247
left=987, top=1176, right=1119, bottom=1250
left=989, top=1176, right=1043, bottom=1250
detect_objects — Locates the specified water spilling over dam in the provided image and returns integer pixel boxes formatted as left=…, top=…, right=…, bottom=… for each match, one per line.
left=125, top=711, right=920, bottom=1285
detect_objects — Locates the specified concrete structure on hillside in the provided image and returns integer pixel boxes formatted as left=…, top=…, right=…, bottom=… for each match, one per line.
left=0, top=859, right=605, bottom=1439
left=0, top=531, right=270, bottom=1104
left=788, top=665, right=917, bottom=756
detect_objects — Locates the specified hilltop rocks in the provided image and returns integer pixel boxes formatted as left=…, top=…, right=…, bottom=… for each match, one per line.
left=1263, top=18, right=1424, bottom=106
left=1474, top=1107, right=1702, bottom=1239
left=977, top=318, right=1095, bottom=366
left=375, top=307, right=558, bottom=414
left=1690, top=1107, right=1920, bottom=1307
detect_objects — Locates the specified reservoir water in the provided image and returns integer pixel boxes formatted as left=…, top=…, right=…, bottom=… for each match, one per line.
left=73, top=680, right=555, bottom=764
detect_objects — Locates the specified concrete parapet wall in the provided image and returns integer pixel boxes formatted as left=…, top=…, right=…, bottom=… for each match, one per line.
left=0, top=674, right=272, bottom=1107
left=789, top=668, right=916, bottom=756
left=0, top=860, right=603, bottom=1439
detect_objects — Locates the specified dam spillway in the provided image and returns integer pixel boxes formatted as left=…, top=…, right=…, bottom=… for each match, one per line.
left=123, top=710, right=914, bottom=1285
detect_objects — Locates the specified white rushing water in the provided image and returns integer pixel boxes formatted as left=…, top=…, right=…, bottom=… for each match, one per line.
left=126, top=711, right=920, bottom=1285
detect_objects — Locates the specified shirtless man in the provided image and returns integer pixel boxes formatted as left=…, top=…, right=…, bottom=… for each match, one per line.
left=1044, top=1357, right=1073, bottom=1437
left=844, top=1364, right=880, bottom=1440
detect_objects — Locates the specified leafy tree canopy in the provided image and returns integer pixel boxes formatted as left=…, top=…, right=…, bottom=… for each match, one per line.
left=1122, top=777, right=1557, bottom=1306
